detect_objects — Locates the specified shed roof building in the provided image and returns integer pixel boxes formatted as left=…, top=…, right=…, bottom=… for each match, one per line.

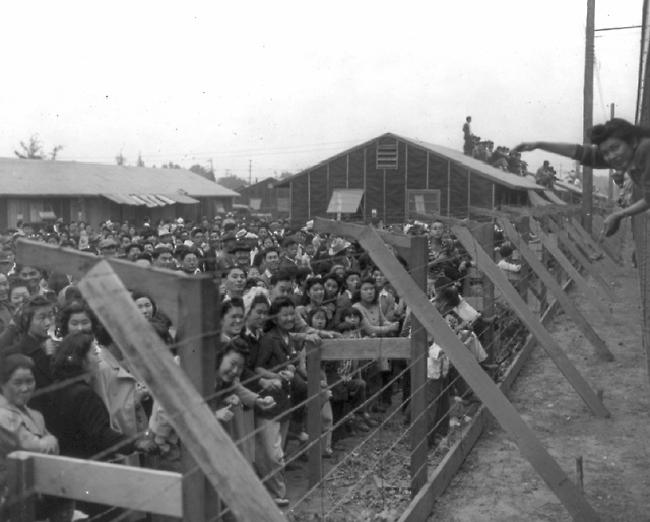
left=0, top=158, right=238, bottom=228
left=276, top=133, right=542, bottom=224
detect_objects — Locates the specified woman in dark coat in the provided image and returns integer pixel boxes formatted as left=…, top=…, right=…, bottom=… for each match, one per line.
left=46, top=332, right=143, bottom=520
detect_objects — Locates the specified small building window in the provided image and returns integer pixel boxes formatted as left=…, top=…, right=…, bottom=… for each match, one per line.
left=407, top=189, right=441, bottom=217
left=376, top=141, right=398, bottom=170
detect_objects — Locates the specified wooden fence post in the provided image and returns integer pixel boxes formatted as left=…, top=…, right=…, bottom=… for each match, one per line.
left=7, top=452, right=35, bottom=522
left=472, top=221, right=496, bottom=361
left=78, top=261, right=286, bottom=522
left=409, top=235, right=429, bottom=495
left=306, top=341, right=323, bottom=488
left=177, top=277, right=220, bottom=521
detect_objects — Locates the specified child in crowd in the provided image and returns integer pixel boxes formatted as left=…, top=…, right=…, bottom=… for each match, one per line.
left=497, top=242, right=522, bottom=281
left=306, top=307, right=335, bottom=457
left=426, top=337, right=450, bottom=448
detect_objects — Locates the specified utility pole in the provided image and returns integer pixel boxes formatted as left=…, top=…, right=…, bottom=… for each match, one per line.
left=249, top=160, right=252, bottom=185
left=582, top=0, right=595, bottom=233
left=208, top=159, right=214, bottom=181
left=608, top=103, right=615, bottom=202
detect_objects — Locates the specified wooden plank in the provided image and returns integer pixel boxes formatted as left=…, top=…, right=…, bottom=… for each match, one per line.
left=10, top=452, right=183, bottom=517
left=400, top=404, right=488, bottom=522
left=566, top=218, right=622, bottom=276
left=320, top=338, right=411, bottom=361
left=306, top=341, right=323, bottom=488
left=452, top=225, right=609, bottom=418
left=545, top=217, right=616, bottom=299
left=568, top=217, right=614, bottom=262
left=345, top=222, right=602, bottom=521
left=6, top=451, right=36, bottom=522
left=400, top=277, right=574, bottom=522
left=501, top=219, right=614, bottom=361
left=78, top=261, right=285, bottom=522
left=15, top=238, right=185, bottom=325
left=529, top=219, right=614, bottom=322
left=313, top=216, right=411, bottom=249
left=410, top=211, right=468, bottom=227
left=176, top=278, right=219, bottom=521
left=409, top=235, right=429, bottom=495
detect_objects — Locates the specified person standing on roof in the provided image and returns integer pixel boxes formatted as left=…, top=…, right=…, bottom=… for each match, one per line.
left=514, top=118, right=650, bottom=237
left=462, top=116, right=473, bottom=155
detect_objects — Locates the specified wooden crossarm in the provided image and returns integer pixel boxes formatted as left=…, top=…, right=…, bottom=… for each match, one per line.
left=78, top=261, right=285, bottom=522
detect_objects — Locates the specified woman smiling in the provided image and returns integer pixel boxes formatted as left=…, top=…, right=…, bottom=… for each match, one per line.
left=515, top=118, right=650, bottom=237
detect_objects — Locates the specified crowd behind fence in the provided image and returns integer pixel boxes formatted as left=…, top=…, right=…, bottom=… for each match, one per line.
left=0, top=206, right=602, bottom=521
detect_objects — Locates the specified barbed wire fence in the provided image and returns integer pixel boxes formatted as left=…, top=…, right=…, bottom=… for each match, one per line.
left=1, top=210, right=604, bottom=522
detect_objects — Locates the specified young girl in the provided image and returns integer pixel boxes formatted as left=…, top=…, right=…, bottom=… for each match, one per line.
left=353, top=278, right=399, bottom=411
left=305, top=308, right=336, bottom=457
left=426, top=338, right=451, bottom=448
left=496, top=242, right=522, bottom=281
left=254, top=297, right=300, bottom=506
left=212, top=338, right=276, bottom=463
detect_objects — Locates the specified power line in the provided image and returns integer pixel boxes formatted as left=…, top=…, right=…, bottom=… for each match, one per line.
left=595, top=24, right=642, bottom=32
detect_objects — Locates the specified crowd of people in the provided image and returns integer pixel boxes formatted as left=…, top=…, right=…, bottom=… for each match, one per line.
left=0, top=212, right=499, bottom=519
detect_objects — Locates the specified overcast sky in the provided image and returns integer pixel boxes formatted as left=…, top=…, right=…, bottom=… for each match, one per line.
left=0, top=0, right=643, bottom=180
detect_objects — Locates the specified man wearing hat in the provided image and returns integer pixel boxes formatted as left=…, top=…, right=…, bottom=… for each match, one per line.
left=327, top=237, right=359, bottom=272
left=232, top=240, right=252, bottom=272
left=215, top=231, right=238, bottom=272
left=98, top=238, right=118, bottom=258
left=152, top=244, right=176, bottom=270
left=279, top=237, right=300, bottom=272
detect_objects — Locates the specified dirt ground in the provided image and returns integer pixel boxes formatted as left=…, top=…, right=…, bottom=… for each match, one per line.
left=431, top=252, right=650, bottom=521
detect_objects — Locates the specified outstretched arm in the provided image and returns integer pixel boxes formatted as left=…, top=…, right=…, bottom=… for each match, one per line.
left=513, top=141, right=579, bottom=159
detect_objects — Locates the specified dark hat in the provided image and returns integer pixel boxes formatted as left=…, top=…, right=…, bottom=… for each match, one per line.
left=98, top=238, right=118, bottom=250
left=232, top=240, right=252, bottom=252
left=221, top=231, right=237, bottom=241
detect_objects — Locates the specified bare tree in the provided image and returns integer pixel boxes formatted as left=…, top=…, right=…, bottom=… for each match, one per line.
left=14, top=135, right=44, bottom=159
left=136, top=153, right=145, bottom=167
left=115, top=152, right=126, bottom=166
left=190, top=164, right=215, bottom=181
left=14, top=135, right=63, bottom=160
left=49, top=145, right=64, bottom=160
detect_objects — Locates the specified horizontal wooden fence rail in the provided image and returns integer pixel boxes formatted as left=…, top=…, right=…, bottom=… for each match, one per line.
left=15, top=239, right=188, bottom=326
left=320, top=338, right=412, bottom=360
left=7, top=451, right=183, bottom=519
